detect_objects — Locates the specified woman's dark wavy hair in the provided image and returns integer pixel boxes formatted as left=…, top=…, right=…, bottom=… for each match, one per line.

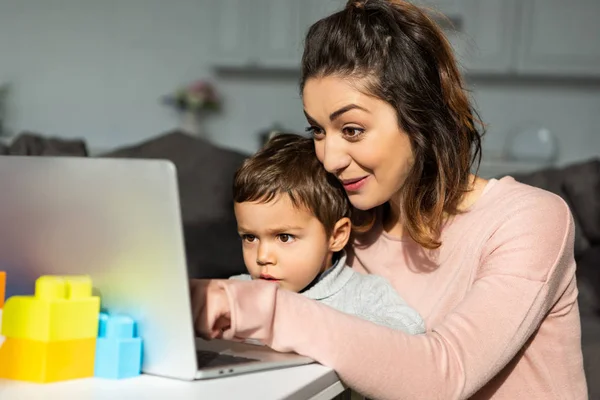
left=300, top=0, right=484, bottom=249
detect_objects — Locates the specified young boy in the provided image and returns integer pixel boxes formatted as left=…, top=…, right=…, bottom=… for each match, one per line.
left=230, top=133, right=424, bottom=334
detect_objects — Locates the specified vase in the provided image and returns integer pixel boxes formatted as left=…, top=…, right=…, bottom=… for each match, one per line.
left=180, top=111, right=204, bottom=138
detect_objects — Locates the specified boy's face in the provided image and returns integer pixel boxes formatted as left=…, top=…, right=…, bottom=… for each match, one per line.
left=234, top=195, right=333, bottom=292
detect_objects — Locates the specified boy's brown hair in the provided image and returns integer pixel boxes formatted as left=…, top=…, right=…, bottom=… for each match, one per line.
left=233, top=133, right=350, bottom=236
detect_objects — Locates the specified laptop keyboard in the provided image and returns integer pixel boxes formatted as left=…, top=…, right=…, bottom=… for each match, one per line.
left=196, top=350, right=259, bottom=368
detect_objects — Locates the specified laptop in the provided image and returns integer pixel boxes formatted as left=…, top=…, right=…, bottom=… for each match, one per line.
left=0, top=156, right=313, bottom=380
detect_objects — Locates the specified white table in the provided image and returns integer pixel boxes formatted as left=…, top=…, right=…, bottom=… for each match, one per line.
left=0, top=364, right=345, bottom=400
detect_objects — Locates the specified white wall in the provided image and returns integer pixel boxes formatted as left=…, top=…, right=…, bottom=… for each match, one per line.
left=0, top=0, right=213, bottom=151
left=470, top=77, right=600, bottom=165
left=0, top=0, right=598, bottom=165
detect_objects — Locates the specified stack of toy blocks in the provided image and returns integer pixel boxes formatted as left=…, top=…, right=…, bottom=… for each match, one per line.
left=95, top=312, right=143, bottom=379
left=0, top=275, right=100, bottom=382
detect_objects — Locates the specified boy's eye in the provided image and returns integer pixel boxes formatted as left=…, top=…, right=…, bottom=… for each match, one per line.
left=241, top=234, right=256, bottom=243
left=277, top=234, right=295, bottom=243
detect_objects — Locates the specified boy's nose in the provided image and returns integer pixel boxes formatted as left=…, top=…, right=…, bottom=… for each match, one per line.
left=256, top=243, right=275, bottom=266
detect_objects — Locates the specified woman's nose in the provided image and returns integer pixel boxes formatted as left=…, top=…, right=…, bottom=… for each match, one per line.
left=256, top=242, right=275, bottom=266
left=318, top=136, right=351, bottom=174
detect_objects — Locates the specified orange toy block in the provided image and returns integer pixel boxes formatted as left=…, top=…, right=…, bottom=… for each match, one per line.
left=1, top=275, right=100, bottom=341
left=0, top=336, right=96, bottom=383
left=0, top=271, right=5, bottom=309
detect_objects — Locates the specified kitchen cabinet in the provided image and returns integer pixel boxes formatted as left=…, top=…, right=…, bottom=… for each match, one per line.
left=211, top=0, right=599, bottom=79
left=211, top=0, right=516, bottom=75
left=212, top=0, right=342, bottom=68
left=415, top=0, right=518, bottom=75
left=458, top=0, right=519, bottom=74
left=254, top=0, right=303, bottom=68
left=210, top=0, right=257, bottom=67
left=515, top=0, right=600, bottom=77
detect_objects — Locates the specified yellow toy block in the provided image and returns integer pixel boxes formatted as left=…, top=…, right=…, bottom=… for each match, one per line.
left=1, top=275, right=100, bottom=341
left=0, top=336, right=96, bottom=383
left=0, top=271, right=5, bottom=309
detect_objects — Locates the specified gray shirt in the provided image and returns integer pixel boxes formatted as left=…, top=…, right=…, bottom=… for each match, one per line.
left=230, top=252, right=425, bottom=335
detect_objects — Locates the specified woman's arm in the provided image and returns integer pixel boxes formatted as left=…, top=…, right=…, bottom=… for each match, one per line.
left=193, top=192, right=577, bottom=399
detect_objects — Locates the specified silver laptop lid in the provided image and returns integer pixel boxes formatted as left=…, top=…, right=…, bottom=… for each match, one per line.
left=0, top=156, right=198, bottom=380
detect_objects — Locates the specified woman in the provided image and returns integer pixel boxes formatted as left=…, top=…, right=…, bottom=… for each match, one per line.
left=191, top=1, right=587, bottom=398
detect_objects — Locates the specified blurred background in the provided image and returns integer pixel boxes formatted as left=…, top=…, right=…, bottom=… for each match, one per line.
left=0, top=0, right=598, bottom=177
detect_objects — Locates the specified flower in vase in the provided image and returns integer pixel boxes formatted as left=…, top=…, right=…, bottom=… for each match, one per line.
left=163, top=80, right=221, bottom=114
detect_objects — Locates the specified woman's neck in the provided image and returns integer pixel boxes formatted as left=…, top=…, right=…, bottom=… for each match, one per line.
left=383, top=199, right=404, bottom=237
left=458, top=175, right=489, bottom=211
left=382, top=174, right=488, bottom=238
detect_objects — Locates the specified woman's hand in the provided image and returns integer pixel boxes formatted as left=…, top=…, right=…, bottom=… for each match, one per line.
left=189, top=279, right=232, bottom=340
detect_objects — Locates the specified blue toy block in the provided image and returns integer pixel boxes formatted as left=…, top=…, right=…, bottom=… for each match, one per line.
left=94, top=313, right=143, bottom=379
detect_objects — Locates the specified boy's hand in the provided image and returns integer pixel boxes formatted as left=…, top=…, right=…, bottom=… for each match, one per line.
left=189, top=279, right=232, bottom=340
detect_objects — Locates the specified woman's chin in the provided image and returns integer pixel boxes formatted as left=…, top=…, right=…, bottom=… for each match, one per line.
left=347, top=194, right=382, bottom=211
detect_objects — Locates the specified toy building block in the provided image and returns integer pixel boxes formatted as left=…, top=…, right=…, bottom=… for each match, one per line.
left=1, top=275, right=100, bottom=341
left=0, top=336, right=96, bottom=383
left=95, top=313, right=143, bottom=379
left=0, top=271, right=5, bottom=309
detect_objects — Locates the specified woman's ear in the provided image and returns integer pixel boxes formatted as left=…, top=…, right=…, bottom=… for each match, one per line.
left=329, top=217, right=351, bottom=252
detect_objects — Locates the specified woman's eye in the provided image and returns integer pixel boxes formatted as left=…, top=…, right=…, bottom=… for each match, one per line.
left=277, top=234, right=295, bottom=243
left=342, top=127, right=364, bottom=139
left=242, top=234, right=256, bottom=243
left=305, top=126, right=324, bottom=138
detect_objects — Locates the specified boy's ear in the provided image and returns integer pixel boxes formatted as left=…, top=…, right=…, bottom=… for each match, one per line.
left=329, top=217, right=351, bottom=252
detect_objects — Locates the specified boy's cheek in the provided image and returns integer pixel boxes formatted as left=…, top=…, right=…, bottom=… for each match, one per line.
left=241, top=251, right=257, bottom=272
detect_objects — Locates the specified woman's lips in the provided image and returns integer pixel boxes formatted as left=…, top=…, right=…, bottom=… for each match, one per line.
left=341, top=176, right=369, bottom=192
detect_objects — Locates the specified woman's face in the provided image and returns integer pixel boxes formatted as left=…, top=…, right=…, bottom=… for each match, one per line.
left=302, top=76, right=414, bottom=211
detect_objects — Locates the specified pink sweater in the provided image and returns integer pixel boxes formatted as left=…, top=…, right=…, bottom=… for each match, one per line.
left=219, top=177, right=588, bottom=399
